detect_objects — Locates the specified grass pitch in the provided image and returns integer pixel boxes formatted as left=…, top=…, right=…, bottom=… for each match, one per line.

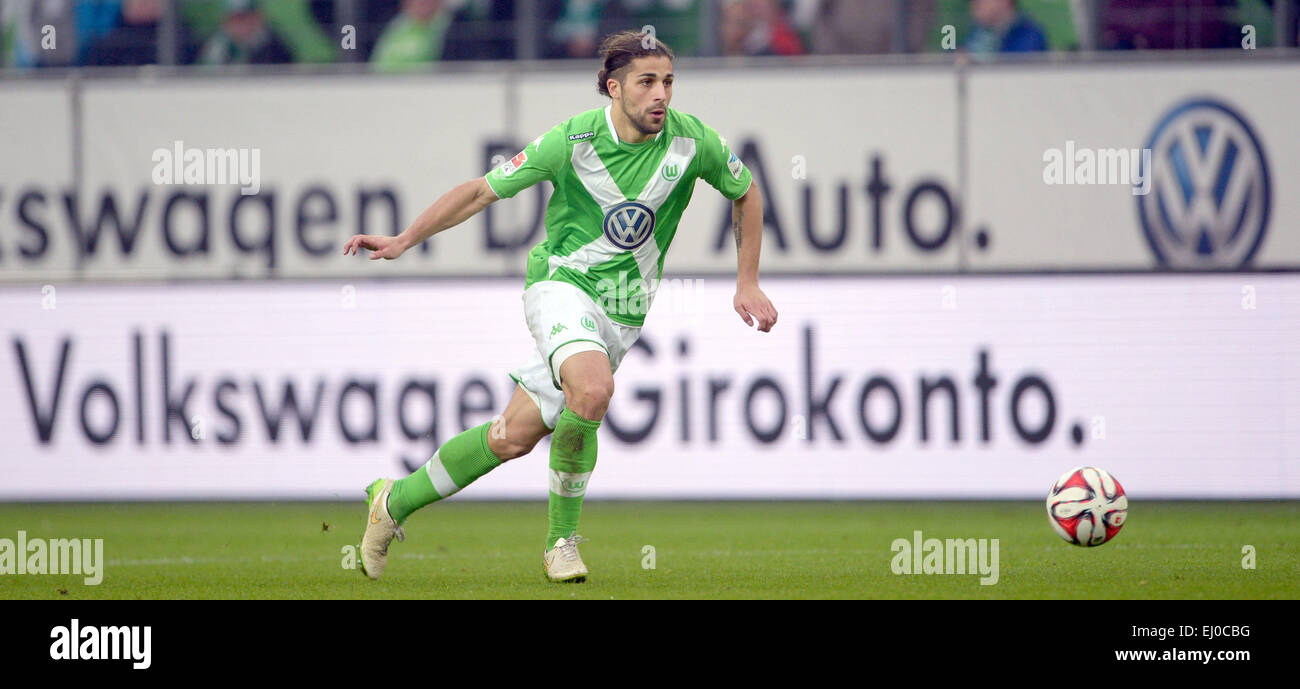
left=1, top=501, right=1295, bottom=599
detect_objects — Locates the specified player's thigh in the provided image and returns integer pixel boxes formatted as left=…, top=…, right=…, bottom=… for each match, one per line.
left=488, top=385, right=552, bottom=461
left=558, top=350, right=615, bottom=414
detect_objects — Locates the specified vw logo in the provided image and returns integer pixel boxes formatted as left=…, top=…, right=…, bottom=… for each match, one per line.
left=603, top=201, right=656, bottom=250
left=1137, top=99, right=1271, bottom=268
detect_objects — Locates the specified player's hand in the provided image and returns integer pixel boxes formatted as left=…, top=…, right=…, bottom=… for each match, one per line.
left=734, top=283, right=778, bottom=332
left=342, top=234, right=408, bottom=260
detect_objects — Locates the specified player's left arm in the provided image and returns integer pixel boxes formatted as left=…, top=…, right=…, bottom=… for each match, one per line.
left=698, top=121, right=778, bottom=332
left=731, top=181, right=778, bottom=332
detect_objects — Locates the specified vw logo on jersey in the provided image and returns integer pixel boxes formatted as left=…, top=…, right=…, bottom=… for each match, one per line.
left=602, top=201, right=656, bottom=250
left=1137, top=99, right=1271, bottom=268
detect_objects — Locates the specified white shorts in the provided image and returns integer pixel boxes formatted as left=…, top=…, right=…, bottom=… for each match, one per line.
left=509, top=280, right=641, bottom=429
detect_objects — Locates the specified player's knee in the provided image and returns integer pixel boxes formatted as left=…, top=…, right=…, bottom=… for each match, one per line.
left=497, top=439, right=535, bottom=461
left=488, top=430, right=538, bottom=462
left=564, top=376, right=614, bottom=419
left=487, top=416, right=540, bottom=461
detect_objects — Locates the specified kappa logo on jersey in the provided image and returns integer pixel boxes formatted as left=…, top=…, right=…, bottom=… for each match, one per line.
left=568, top=131, right=596, bottom=142
left=603, top=201, right=657, bottom=250
left=1137, top=98, right=1271, bottom=268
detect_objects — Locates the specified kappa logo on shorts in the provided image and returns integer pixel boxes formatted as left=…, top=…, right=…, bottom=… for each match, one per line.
left=602, top=201, right=656, bottom=250
left=580, top=315, right=597, bottom=332
left=550, top=323, right=566, bottom=337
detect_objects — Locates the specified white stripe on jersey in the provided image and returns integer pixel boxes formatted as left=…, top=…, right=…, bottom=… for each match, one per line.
left=549, top=136, right=697, bottom=306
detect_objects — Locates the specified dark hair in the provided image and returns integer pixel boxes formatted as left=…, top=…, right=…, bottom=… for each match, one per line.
left=596, top=30, right=675, bottom=97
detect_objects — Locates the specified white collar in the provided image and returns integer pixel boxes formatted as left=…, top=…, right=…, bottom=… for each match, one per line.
left=605, top=104, right=620, bottom=145
left=604, top=104, right=665, bottom=145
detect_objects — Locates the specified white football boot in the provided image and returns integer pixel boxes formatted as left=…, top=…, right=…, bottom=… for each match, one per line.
left=543, top=534, right=589, bottom=583
left=360, top=478, right=405, bottom=580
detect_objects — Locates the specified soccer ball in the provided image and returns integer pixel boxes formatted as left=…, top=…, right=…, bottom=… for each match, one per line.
left=1046, top=466, right=1128, bottom=546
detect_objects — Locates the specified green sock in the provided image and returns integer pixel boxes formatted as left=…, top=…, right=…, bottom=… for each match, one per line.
left=387, top=422, right=502, bottom=524
left=547, top=407, right=601, bottom=548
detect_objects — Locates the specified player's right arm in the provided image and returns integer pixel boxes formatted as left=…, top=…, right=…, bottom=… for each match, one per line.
left=343, top=124, right=565, bottom=260
left=342, top=178, right=499, bottom=260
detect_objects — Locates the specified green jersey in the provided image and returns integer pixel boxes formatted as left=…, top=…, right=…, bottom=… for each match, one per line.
left=483, top=105, right=753, bottom=327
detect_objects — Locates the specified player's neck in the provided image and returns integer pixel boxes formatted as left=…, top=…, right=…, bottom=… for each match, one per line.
left=609, top=103, right=655, bottom=144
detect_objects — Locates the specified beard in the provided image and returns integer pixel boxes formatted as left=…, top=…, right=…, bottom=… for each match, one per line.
left=622, top=101, right=665, bottom=136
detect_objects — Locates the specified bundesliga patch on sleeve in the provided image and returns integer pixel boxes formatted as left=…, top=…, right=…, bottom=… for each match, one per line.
left=727, top=151, right=744, bottom=180
left=500, top=150, right=527, bottom=177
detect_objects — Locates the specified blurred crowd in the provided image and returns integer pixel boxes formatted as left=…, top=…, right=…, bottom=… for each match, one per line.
left=2, top=0, right=1296, bottom=69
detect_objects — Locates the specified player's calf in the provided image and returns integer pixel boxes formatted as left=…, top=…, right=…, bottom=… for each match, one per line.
left=486, top=386, right=552, bottom=460
left=544, top=351, right=611, bottom=572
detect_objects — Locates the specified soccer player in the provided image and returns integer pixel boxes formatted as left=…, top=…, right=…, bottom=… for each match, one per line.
left=342, top=29, right=778, bottom=583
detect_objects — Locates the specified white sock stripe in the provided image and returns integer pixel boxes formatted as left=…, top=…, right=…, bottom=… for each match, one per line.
left=424, top=451, right=461, bottom=499
left=549, top=469, right=592, bottom=498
